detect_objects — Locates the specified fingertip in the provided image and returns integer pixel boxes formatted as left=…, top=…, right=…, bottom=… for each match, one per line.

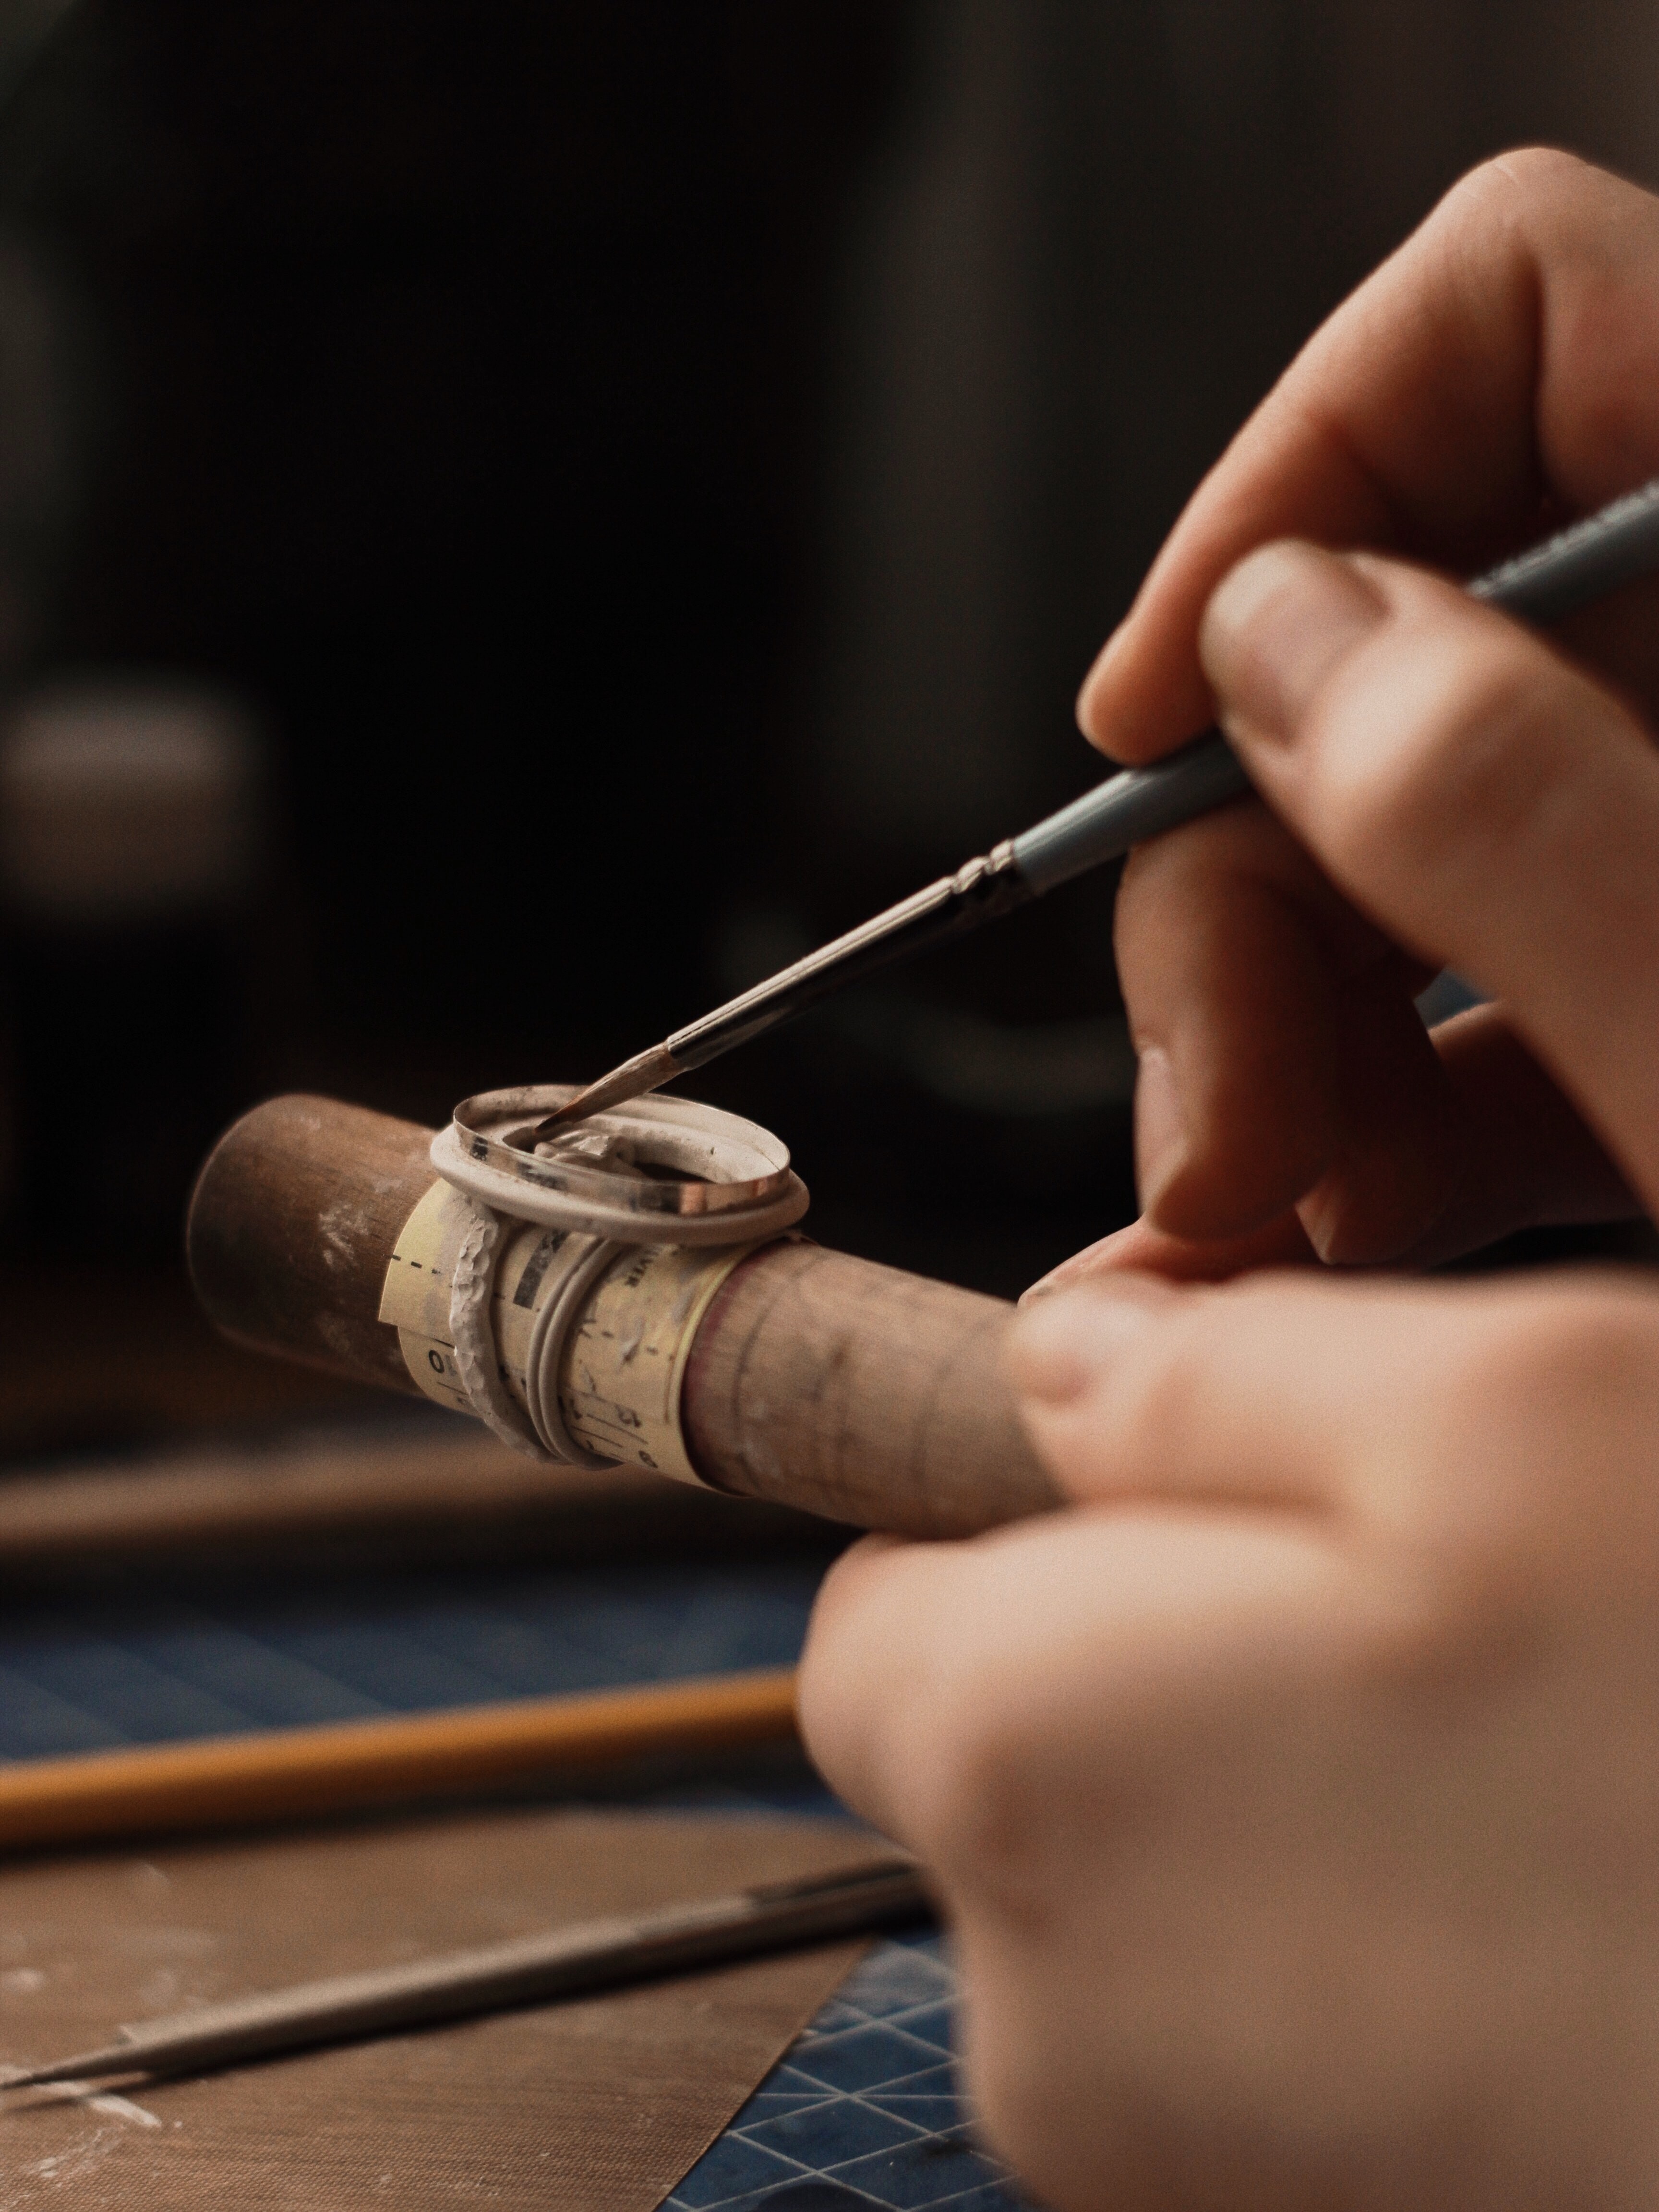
left=1006, top=1283, right=1167, bottom=1407
left=1114, top=806, right=1350, bottom=1245
left=1030, top=1212, right=1322, bottom=1289
left=1075, top=633, right=1126, bottom=753
left=1020, top=1225, right=1148, bottom=1302
left=797, top=1539, right=896, bottom=1751
left=808, top=1532, right=906, bottom=1625
left=1077, top=621, right=1220, bottom=764
left=796, top=1534, right=962, bottom=1845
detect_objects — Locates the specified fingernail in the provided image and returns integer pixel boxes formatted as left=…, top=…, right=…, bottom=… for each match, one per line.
left=1075, top=627, right=1128, bottom=744
left=1008, top=1292, right=1157, bottom=1406
left=1021, top=1230, right=1122, bottom=1304
left=1199, top=541, right=1385, bottom=744
left=1133, top=1045, right=1186, bottom=1213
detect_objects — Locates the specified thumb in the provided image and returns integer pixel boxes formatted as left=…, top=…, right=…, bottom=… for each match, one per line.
left=1199, top=541, right=1659, bottom=1214
left=1002, top=1269, right=1656, bottom=1553
left=1007, top=1274, right=1412, bottom=1517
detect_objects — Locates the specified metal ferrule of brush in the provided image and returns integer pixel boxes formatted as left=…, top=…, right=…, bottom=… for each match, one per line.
left=668, top=839, right=1034, bottom=1071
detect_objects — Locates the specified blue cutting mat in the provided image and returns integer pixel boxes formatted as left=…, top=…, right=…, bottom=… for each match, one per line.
left=670, top=1930, right=1028, bottom=2211
left=0, top=1554, right=1030, bottom=2207
left=0, top=1559, right=826, bottom=1756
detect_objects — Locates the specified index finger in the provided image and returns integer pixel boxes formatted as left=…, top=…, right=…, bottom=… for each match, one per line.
left=1080, top=149, right=1659, bottom=761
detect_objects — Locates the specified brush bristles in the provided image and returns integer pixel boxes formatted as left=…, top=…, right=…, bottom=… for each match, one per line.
left=529, top=1044, right=682, bottom=1137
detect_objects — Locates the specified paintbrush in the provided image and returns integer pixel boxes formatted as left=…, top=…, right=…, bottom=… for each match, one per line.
left=0, top=1852, right=926, bottom=2090
left=537, top=480, right=1659, bottom=1134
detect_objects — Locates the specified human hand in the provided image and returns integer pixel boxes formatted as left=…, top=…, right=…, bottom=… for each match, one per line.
left=800, top=1266, right=1659, bottom=2212
left=1065, top=150, right=1659, bottom=1283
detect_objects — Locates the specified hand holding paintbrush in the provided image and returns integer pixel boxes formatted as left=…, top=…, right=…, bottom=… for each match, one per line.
left=798, top=151, right=1659, bottom=2212
left=541, top=481, right=1659, bottom=1136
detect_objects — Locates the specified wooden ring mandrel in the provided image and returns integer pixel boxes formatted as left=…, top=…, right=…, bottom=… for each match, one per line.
left=186, top=1095, right=1059, bottom=1538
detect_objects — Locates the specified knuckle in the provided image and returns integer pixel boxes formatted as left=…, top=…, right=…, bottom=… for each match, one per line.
left=1452, top=1287, right=1659, bottom=1426
left=961, top=2026, right=1085, bottom=2204
left=1106, top=1310, right=1214, bottom=1472
left=906, top=1656, right=1052, bottom=1889
left=1407, top=1286, right=1659, bottom=1576
left=1308, top=628, right=1602, bottom=889
left=1347, top=1287, right=1659, bottom=1680
left=1435, top=145, right=1592, bottom=232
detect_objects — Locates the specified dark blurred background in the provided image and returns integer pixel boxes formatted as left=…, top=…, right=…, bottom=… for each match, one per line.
left=2, top=0, right=1658, bottom=1457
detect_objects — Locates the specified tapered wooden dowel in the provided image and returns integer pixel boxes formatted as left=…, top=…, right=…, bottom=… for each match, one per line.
left=187, top=1096, right=1059, bottom=1537
left=0, top=1669, right=802, bottom=1852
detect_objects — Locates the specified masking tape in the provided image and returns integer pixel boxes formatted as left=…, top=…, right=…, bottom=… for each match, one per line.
left=378, top=1179, right=756, bottom=1485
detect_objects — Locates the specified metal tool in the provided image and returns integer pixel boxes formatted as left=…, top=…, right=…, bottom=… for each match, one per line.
left=539, top=479, right=1659, bottom=1134
left=0, top=1852, right=926, bottom=2090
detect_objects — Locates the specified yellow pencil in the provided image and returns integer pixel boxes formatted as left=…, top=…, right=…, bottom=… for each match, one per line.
left=0, top=1666, right=800, bottom=1852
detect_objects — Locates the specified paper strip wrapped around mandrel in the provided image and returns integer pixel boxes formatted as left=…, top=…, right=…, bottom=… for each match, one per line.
left=378, top=1084, right=812, bottom=1473
left=187, top=1094, right=1058, bottom=1537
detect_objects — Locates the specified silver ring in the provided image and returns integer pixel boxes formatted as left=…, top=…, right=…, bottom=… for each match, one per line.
left=433, top=1085, right=809, bottom=1246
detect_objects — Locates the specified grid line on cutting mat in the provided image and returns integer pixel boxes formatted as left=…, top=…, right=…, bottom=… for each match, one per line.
left=665, top=1932, right=1033, bottom=2212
